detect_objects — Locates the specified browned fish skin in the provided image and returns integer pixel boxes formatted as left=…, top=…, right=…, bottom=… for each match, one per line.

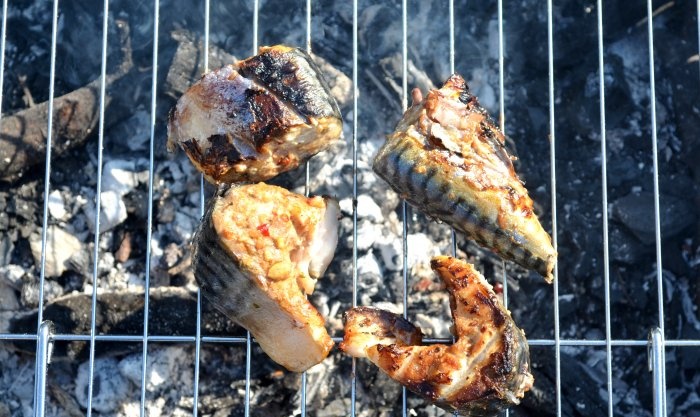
left=373, top=74, right=556, bottom=282
left=340, top=256, right=533, bottom=415
left=168, top=45, right=342, bottom=184
left=192, top=183, right=338, bottom=372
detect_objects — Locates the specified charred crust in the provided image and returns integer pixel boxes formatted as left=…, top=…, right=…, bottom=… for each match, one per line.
left=244, top=88, right=297, bottom=149
left=182, top=135, right=247, bottom=181
left=238, top=47, right=341, bottom=120
left=410, top=381, right=441, bottom=401
left=345, top=306, right=423, bottom=343
left=473, top=290, right=506, bottom=328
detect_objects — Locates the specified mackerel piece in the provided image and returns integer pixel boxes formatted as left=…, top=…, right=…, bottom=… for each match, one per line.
left=341, top=256, right=533, bottom=415
left=192, top=183, right=339, bottom=372
left=168, top=45, right=342, bottom=184
left=373, top=75, right=556, bottom=282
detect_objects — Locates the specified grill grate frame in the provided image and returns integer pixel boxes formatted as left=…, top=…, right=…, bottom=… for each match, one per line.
left=0, top=1, right=697, bottom=417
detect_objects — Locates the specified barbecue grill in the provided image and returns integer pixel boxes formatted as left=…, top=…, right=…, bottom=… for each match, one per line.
left=0, top=1, right=698, bottom=416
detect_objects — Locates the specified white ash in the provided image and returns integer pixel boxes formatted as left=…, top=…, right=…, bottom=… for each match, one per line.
left=375, top=232, right=441, bottom=275
left=352, top=220, right=383, bottom=251
left=28, top=225, right=82, bottom=278
left=101, top=159, right=149, bottom=197
left=82, top=159, right=149, bottom=233
left=47, top=190, right=68, bottom=220
left=20, top=279, right=64, bottom=308
left=339, top=195, right=383, bottom=223
left=75, top=358, right=132, bottom=413
left=0, top=264, right=25, bottom=289
left=118, top=346, right=194, bottom=393
left=0, top=282, right=19, bottom=311
left=0, top=348, right=35, bottom=417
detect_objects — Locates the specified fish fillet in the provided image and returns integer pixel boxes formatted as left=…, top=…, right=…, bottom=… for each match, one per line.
left=341, top=256, right=533, bottom=415
left=192, top=183, right=339, bottom=372
left=373, top=74, right=556, bottom=282
left=168, top=45, right=342, bottom=184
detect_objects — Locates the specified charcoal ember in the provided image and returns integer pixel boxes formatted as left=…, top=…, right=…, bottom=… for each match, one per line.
left=521, top=349, right=608, bottom=417
left=609, top=225, right=650, bottom=265
left=164, top=30, right=237, bottom=100
left=612, top=192, right=697, bottom=244
left=8, top=287, right=239, bottom=360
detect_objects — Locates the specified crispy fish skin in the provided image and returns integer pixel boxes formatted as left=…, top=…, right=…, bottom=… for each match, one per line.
left=340, top=256, right=533, bottom=416
left=373, top=74, right=556, bottom=282
left=167, top=45, right=342, bottom=184
left=192, top=183, right=338, bottom=372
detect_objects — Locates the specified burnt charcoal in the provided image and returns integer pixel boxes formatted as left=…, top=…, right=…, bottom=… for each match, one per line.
left=8, top=287, right=240, bottom=360
left=609, top=225, right=650, bottom=265
left=612, top=192, right=697, bottom=244
left=521, top=349, right=608, bottom=417
left=164, top=31, right=237, bottom=101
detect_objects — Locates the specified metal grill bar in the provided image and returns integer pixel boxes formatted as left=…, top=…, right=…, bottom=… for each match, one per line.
left=141, top=1, right=161, bottom=416
left=400, top=1, right=409, bottom=415
left=645, top=1, right=667, bottom=416
left=32, top=321, right=53, bottom=417
left=0, top=0, right=7, bottom=149
left=191, top=1, right=209, bottom=412
left=596, top=1, right=614, bottom=416
left=85, top=1, right=111, bottom=415
left=300, top=3, right=313, bottom=414
left=31, top=6, right=61, bottom=413
left=497, top=1, right=509, bottom=324
left=545, top=1, right=563, bottom=416
left=649, top=328, right=666, bottom=415
left=5, top=332, right=700, bottom=346
left=244, top=5, right=259, bottom=416
left=496, top=3, right=508, bottom=417
left=350, top=0, right=359, bottom=414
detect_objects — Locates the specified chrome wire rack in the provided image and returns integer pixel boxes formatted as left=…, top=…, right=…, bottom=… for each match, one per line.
left=0, top=1, right=699, bottom=416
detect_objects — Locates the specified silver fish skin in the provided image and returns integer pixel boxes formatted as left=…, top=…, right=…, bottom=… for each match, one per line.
left=373, top=74, right=556, bottom=282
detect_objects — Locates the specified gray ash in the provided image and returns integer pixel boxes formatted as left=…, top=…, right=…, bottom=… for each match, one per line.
left=1, top=0, right=699, bottom=416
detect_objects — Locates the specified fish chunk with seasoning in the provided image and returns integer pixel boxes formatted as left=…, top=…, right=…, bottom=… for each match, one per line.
left=192, top=183, right=339, bottom=372
left=340, top=256, right=534, bottom=415
left=373, top=74, right=556, bottom=282
left=167, top=45, right=342, bottom=184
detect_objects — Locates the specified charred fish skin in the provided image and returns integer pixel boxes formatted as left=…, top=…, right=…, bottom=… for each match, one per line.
left=192, top=183, right=338, bottom=372
left=167, top=45, right=342, bottom=185
left=340, top=256, right=533, bottom=416
left=373, top=74, right=556, bottom=282
left=238, top=45, right=341, bottom=121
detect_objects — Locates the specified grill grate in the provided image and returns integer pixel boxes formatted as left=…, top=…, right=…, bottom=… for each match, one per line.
left=0, top=1, right=699, bottom=417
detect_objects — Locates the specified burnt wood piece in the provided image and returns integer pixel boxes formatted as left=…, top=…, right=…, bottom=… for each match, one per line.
left=0, top=20, right=134, bottom=184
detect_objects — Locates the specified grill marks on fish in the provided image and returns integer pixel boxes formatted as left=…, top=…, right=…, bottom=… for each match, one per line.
left=340, top=256, right=533, bottom=415
left=167, top=45, right=342, bottom=184
left=373, top=74, right=556, bottom=281
left=238, top=45, right=341, bottom=121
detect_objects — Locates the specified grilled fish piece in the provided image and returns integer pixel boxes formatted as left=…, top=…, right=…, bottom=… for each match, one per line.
left=168, top=45, right=342, bottom=184
left=373, top=74, right=556, bottom=282
left=193, top=183, right=339, bottom=372
left=340, top=256, right=533, bottom=415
